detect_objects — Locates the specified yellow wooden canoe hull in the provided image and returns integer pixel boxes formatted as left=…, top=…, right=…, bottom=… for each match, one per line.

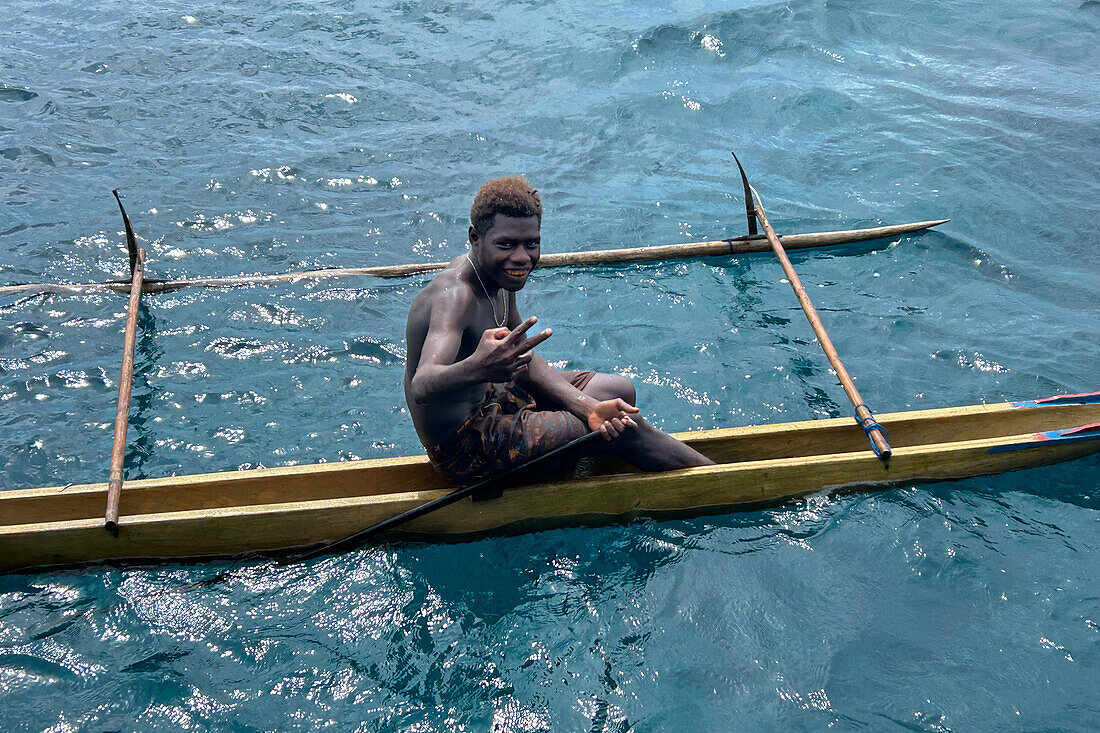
left=1, top=393, right=1097, bottom=572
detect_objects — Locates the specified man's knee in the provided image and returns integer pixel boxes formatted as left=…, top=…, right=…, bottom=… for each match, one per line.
left=613, top=375, right=637, bottom=406
left=588, top=373, right=636, bottom=406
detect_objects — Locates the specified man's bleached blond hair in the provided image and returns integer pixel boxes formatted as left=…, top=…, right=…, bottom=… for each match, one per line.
left=470, top=176, right=542, bottom=235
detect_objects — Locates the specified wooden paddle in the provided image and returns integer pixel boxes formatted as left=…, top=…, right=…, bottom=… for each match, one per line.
left=732, top=154, right=892, bottom=460
left=104, top=192, right=147, bottom=535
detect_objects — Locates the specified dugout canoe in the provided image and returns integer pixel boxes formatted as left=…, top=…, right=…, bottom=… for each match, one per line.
left=1, top=391, right=1097, bottom=573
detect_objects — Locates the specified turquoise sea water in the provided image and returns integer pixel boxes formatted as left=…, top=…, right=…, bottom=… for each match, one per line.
left=2, top=0, right=1098, bottom=729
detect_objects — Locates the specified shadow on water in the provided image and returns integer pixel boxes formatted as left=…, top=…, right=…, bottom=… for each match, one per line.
left=929, top=454, right=1100, bottom=512
left=918, top=229, right=1015, bottom=281
left=781, top=230, right=949, bottom=266
left=383, top=529, right=669, bottom=629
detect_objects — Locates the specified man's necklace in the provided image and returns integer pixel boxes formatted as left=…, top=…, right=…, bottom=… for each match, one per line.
left=466, top=253, right=508, bottom=328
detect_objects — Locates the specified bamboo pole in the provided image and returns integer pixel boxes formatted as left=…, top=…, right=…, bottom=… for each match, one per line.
left=104, top=248, right=146, bottom=535
left=0, top=220, right=946, bottom=297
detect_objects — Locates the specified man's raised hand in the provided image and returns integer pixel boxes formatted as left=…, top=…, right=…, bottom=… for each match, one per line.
left=471, top=316, right=552, bottom=383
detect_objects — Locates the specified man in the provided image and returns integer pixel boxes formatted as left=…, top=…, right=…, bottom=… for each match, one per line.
left=404, top=176, right=714, bottom=485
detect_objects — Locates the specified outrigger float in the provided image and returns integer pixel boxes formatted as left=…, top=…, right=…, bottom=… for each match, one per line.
left=2, top=159, right=1096, bottom=573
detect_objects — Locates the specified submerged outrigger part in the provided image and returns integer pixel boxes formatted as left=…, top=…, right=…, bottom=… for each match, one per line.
left=732, top=153, right=758, bottom=237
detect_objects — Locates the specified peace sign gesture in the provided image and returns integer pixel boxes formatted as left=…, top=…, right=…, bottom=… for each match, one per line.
left=471, top=316, right=553, bottom=382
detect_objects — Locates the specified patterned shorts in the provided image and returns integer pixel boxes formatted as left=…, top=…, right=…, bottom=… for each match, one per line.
left=426, top=372, right=595, bottom=485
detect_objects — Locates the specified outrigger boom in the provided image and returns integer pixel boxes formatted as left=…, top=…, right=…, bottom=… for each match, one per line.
left=103, top=191, right=146, bottom=535
left=733, top=154, right=892, bottom=459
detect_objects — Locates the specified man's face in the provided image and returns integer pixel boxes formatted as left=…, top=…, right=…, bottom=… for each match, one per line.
left=469, top=214, right=541, bottom=292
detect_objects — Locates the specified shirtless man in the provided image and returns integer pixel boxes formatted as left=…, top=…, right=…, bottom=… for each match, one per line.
left=404, top=176, right=714, bottom=485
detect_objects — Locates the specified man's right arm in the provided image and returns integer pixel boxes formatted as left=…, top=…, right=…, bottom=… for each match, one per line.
left=410, top=295, right=552, bottom=405
left=408, top=290, right=484, bottom=405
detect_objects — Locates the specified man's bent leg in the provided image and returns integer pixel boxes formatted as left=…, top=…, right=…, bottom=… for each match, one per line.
left=586, top=416, right=714, bottom=471
left=560, top=370, right=712, bottom=471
